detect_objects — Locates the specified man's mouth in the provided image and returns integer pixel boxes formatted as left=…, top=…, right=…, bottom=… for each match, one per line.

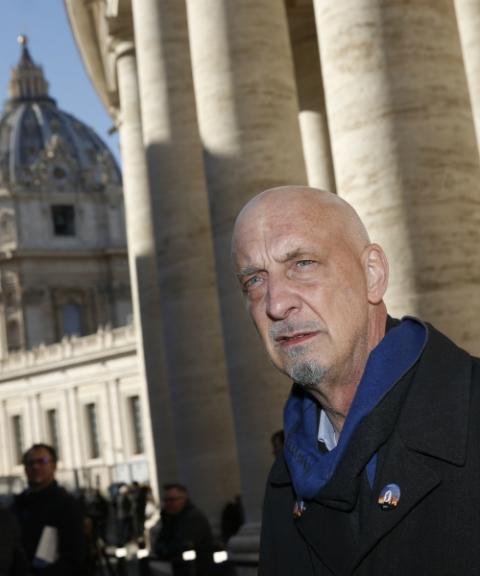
left=275, top=331, right=319, bottom=347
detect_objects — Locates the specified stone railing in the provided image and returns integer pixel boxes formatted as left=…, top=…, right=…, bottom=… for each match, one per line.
left=0, top=323, right=136, bottom=376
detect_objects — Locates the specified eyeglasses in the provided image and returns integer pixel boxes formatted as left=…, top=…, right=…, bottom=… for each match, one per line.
left=164, top=496, right=185, bottom=503
left=25, top=457, right=52, bottom=466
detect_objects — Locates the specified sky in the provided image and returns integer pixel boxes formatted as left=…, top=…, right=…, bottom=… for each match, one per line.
left=0, top=0, right=121, bottom=165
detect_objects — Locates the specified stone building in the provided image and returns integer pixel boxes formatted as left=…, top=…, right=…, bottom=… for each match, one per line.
left=0, top=40, right=154, bottom=494
left=42, top=0, right=480, bottom=569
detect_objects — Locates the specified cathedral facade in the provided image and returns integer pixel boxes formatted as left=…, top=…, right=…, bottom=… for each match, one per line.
left=0, top=41, right=152, bottom=495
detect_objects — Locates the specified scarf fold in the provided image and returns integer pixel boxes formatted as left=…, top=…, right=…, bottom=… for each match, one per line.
left=283, top=317, right=427, bottom=501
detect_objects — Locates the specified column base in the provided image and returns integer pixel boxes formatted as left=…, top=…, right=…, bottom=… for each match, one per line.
left=228, top=521, right=261, bottom=576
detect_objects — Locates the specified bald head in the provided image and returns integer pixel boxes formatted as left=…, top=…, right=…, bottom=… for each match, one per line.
left=231, top=185, right=389, bottom=419
left=232, top=186, right=370, bottom=260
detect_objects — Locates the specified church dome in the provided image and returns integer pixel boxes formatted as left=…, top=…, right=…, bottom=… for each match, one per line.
left=0, top=37, right=121, bottom=192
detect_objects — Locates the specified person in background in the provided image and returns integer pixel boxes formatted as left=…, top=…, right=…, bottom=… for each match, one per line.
left=270, top=430, right=285, bottom=458
left=220, top=494, right=245, bottom=545
left=11, top=443, right=87, bottom=575
left=154, top=483, right=214, bottom=576
left=131, top=481, right=149, bottom=541
left=0, top=506, right=27, bottom=576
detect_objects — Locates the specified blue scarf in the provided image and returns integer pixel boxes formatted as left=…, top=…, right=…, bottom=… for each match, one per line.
left=283, top=317, right=427, bottom=501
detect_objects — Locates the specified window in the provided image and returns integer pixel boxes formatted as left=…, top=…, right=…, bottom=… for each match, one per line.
left=51, top=205, right=75, bottom=236
left=62, top=303, right=83, bottom=337
left=7, top=319, right=21, bottom=352
left=129, top=396, right=145, bottom=455
left=47, top=409, right=61, bottom=459
left=12, top=415, right=24, bottom=465
left=86, top=403, right=101, bottom=459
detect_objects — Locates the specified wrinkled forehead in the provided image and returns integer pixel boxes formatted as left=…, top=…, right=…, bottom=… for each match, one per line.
left=233, top=197, right=337, bottom=260
left=232, top=189, right=369, bottom=265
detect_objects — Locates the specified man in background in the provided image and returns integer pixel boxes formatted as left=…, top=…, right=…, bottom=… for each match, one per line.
left=11, top=443, right=86, bottom=575
left=154, top=483, right=214, bottom=576
left=0, top=507, right=27, bottom=576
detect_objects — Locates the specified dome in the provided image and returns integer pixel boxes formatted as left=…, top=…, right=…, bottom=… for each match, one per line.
left=0, top=37, right=121, bottom=192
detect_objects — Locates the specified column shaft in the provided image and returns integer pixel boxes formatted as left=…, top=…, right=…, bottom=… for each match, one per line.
left=455, top=0, right=480, bottom=154
left=115, top=44, right=179, bottom=489
left=287, top=1, right=336, bottom=192
left=314, top=0, right=480, bottom=355
left=131, top=0, right=241, bottom=522
left=186, top=0, right=307, bottom=528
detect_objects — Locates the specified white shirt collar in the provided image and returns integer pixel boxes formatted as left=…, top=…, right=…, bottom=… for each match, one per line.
left=318, top=409, right=338, bottom=451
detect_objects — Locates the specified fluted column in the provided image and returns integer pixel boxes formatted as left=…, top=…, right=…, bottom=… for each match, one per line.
left=455, top=0, right=480, bottom=155
left=287, top=1, right=336, bottom=192
left=314, top=0, right=480, bottom=355
left=115, top=41, right=179, bottom=490
left=185, top=0, right=307, bottom=547
left=130, top=0, right=241, bottom=522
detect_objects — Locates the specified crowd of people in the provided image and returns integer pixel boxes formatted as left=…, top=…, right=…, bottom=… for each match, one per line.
left=0, top=443, right=244, bottom=576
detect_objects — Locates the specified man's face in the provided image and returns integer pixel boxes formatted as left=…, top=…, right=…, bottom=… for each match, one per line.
left=24, top=447, right=56, bottom=490
left=163, top=488, right=188, bottom=516
left=233, top=193, right=372, bottom=395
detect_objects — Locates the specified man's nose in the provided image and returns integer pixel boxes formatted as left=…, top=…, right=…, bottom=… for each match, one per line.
left=265, top=277, right=300, bottom=320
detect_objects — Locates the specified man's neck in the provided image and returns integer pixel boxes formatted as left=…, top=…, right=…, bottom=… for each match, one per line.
left=311, top=304, right=388, bottom=436
left=28, top=479, right=55, bottom=493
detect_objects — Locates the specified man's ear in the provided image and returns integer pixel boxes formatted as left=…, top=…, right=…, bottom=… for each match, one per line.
left=364, top=243, right=389, bottom=304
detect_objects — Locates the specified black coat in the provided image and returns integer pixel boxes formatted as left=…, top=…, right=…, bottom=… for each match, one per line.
left=11, top=481, right=86, bottom=576
left=0, top=507, right=27, bottom=576
left=154, top=502, right=215, bottom=576
left=260, top=324, right=480, bottom=575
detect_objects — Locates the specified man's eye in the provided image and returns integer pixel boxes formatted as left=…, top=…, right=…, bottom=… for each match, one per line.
left=243, top=275, right=263, bottom=290
left=296, top=259, right=315, bottom=268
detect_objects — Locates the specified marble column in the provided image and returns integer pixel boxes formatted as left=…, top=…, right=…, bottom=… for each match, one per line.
left=314, top=0, right=480, bottom=355
left=115, top=41, right=179, bottom=490
left=0, top=303, right=7, bottom=359
left=455, top=0, right=480, bottom=155
left=130, top=0, right=241, bottom=522
left=185, top=0, right=307, bottom=562
left=286, top=0, right=336, bottom=192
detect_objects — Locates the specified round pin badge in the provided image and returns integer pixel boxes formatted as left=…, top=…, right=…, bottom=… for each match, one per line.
left=293, top=499, right=306, bottom=519
left=378, top=483, right=401, bottom=510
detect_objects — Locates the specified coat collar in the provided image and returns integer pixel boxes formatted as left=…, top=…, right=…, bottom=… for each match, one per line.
left=397, top=323, right=471, bottom=465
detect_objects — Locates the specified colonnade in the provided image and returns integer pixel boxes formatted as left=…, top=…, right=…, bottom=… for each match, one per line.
left=66, top=0, right=480, bottom=568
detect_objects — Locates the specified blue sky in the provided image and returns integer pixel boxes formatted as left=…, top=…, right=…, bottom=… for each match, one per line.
left=0, top=0, right=121, bottom=165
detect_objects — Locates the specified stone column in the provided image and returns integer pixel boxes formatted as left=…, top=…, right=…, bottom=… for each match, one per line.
left=314, top=0, right=480, bottom=355
left=455, top=0, right=480, bottom=154
left=286, top=1, right=336, bottom=192
left=115, top=41, right=179, bottom=489
left=0, top=302, right=7, bottom=359
left=130, top=0, right=241, bottom=522
left=185, top=0, right=307, bottom=560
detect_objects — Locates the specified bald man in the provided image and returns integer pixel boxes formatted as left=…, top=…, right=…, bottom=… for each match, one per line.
left=232, top=187, right=480, bottom=576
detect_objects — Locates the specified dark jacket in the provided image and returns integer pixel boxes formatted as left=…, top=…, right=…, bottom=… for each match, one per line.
left=12, top=481, right=86, bottom=576
left=260, top=324, right=480, bottom=575
left=0, top=507, right=27, bottom=576
left=154, top=501, right=215, bottom=576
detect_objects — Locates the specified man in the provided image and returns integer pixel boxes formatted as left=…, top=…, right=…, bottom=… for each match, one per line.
left=231, top=186, right=480, bottom=575
left=270, top=430, right=285, bottom=459
left=11, top=444, right=86, bottom=575
left=154, top=484, right=214, bottom=576
left=0, top=507, right=27, bottom=576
